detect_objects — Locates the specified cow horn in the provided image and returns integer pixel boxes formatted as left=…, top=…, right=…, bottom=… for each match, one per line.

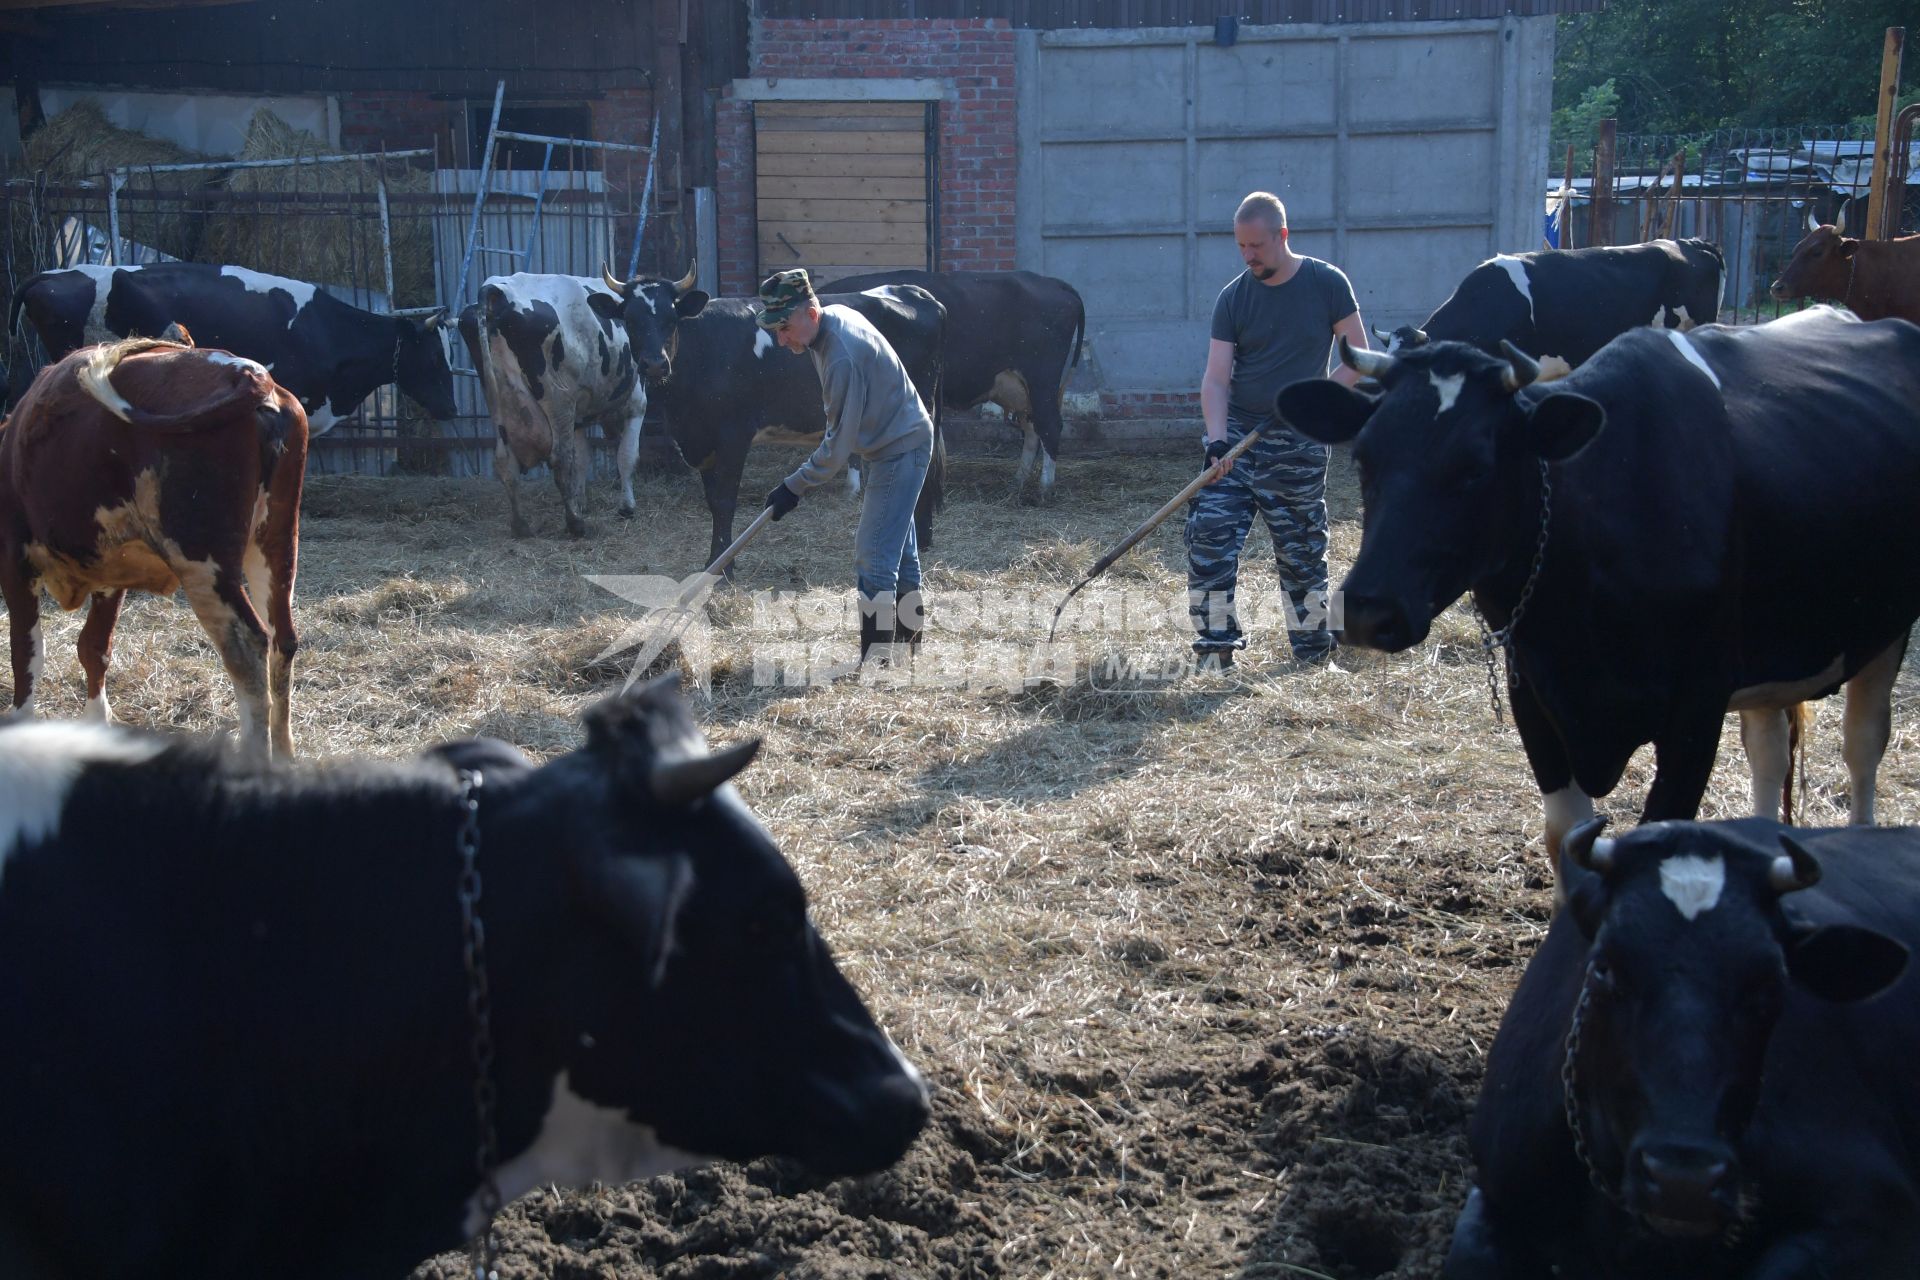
left=1338, top=335, right=1397, bottom=380
left=424, top=308, right=448, bottom=331
left=1407, top=328, right=1429, bottom=347
left=1565, top=817, right=1614, bottom=875
left=1499, top=339, right=1542, bottom=393
left=1835, top=204, right=1849, bottom=237
left=1771, top=834, right=1823, bottom=895
left=674, top=260, right=698, bottom=294
left=650, top=738, right=761, bottom=806
left=1371, top=325, right=1393, bottom=345
left=602, top=264, right=629, bottom=296
left=1807, top=205, right=1820, bottom=235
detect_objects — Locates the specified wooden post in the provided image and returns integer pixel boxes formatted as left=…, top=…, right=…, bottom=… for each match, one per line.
left=1563, top=144, right=1577, bottom=249
left=1591, top=118, right=1617, bottom=247
left=652, top=0, right=687, bottom=269
left=1865, top=27, right=1905, bottom=242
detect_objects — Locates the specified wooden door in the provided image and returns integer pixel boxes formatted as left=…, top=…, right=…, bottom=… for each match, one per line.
left=754, top=101, right=933, bottom=285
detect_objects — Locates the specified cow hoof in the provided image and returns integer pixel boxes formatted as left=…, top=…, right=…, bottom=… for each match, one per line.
left=511, top=520, right=534, bottom=539
left=619, top=504, right=636, bottom=520
left=567, top=521, right=590, bottom=540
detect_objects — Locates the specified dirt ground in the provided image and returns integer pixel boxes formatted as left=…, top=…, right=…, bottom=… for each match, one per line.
left=21, top=442, right=1920, bottom=1280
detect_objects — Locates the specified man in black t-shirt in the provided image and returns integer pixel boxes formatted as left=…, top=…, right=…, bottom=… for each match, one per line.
left=1188, top=191, right=1371, bottom=669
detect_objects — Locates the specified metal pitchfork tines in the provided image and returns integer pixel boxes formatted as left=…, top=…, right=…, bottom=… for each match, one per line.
left=1045, top=431, right=1263, bottom=644
left=616, top=506, right=777, bottom=690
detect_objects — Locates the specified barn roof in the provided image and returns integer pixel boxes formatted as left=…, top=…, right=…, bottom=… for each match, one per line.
left=756, top=1, right=1605, bottom=22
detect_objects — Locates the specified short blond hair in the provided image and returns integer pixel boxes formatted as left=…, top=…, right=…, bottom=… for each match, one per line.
left=1235, top=192, right=1287, bottom=232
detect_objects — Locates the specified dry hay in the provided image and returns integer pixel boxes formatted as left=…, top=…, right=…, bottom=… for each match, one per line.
left=201, top=108, right=436, bottom=309
left=20, top=99, right=216, bottom=262
left=15, top=446, right=1920, bottom=1279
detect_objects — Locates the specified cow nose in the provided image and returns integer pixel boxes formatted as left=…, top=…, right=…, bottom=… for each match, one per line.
left=1341, top=594, right=1413, bottom=653
left=1632, top=1143, right=1734, bottom=1227
left=642, top=356, right=670, bottom=379
left=1767, top=281, right=1787, bottom=300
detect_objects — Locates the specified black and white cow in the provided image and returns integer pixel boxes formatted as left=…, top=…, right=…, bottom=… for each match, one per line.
left=0, top=676, right=928, bottom=1280
left=822, top=269, right=1084, bottom=501
left=1447, top=817, right=1917, bottom=1279
left=1276, top=308, right=1920, bottom=872
left=473, top=273, right=648, bottom=538
left=601, top=266, right=947, bottom=568
left=1382, top=239, right=1727, bottom=372
left=9, top=262, right=458, bottom=434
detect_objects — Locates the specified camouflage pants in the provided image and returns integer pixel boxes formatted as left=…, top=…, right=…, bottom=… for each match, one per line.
left=1185, top=417, right=1333, bottom=660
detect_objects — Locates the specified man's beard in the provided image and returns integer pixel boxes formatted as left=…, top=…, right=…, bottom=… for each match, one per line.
left=1250, top=262, right=1277, bottom=281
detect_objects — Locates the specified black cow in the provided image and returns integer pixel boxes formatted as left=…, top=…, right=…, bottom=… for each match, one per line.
left=0, top=676, right=928, bottom=1280
left=823, top=269, right=1085, bottom=501
left=602, top=267, right=947, bottom=568
left=1446, top=817, right=1916, bottom=1279
left=1276, top=308, right=1920, bottom=871
left=1382, top=239, right=1727, bottom=373
left=9, top=262, right=458, bottom=433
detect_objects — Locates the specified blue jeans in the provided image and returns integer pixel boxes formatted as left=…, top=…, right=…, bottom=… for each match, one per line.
left=855, top=444, right=928, bottom=627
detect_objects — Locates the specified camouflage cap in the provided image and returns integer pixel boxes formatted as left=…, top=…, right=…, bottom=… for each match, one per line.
left=756, top=268, right=817, bottom=329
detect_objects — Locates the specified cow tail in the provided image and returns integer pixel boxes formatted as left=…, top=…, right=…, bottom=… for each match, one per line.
left=1783, top=701, right=1811, bottom=825
left=6, top=284, right=30, bottom=343
left=1069, top=291, right=1086, bottom=369
left=77, top=339, right=273, bottom=432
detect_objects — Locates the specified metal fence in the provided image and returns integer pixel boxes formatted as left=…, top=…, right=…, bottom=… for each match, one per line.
left=1553, top=124, right=1920, bottom=325
left=2, top=130, right=668, bottom=477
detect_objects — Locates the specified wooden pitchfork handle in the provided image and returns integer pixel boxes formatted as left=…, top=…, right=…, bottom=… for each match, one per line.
left=1046, top=430, right=1263, bottom=644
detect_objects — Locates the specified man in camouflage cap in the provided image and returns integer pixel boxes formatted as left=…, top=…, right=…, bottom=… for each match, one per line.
left=757, top=268, right=935, bottom=668
left=756, top=268, right=816, bottom=332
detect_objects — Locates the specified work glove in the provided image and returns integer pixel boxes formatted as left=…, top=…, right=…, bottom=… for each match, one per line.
left=764, top=481, right=800, bottom=521
left=1204, top=438, right=1231, bottom=468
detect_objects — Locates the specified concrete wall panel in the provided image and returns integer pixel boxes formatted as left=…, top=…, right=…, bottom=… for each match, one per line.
left=1345, top=32, right=1497, bottom=126
left=1346, top=131, right=1497, bottom=221
left=1045, top=140, right=1187, bottom=228
left=1021, top=19, right=1555, bottom=393
left=1046, top=235, right=1188, bottom=318
left=1194, top=40, right=1337, bottom=131
left=1040, top=47, right=1186, bottom=134
left=1197, top=138, right=1338, bottom=226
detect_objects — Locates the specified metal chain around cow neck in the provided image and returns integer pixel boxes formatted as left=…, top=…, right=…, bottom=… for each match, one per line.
left=1474, top=459, right=1554, bottom=725
left=456, top=768, right=505, bottom=1280
left=1561, top=958, right=1627, bottom=1210
left=1561, top=957, right=1753, bottom=1251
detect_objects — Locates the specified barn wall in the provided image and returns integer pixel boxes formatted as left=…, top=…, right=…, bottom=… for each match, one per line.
left=714, top=18, right=1017, bottom=299
left=1018, top=17, right=1556, bottom=419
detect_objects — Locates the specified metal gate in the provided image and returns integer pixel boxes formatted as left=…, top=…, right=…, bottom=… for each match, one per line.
left=2, top=89, right=666, bottom=477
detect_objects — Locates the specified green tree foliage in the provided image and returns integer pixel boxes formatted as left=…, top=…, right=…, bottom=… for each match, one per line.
left=1556, top=0, right=1912, bottom=134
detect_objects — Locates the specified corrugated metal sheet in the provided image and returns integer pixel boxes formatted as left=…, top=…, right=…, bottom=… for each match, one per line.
left=3, top=0, right=657, bottom=97
left=758, top=0, right=1602, bottom=21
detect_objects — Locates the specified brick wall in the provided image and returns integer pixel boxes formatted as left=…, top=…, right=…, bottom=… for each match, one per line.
left=716, top=17, right=1018, bottom=296
left=338, top=92, right=453, bottom=155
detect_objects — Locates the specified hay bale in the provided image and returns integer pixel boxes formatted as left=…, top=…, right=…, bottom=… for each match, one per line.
left=202, top=108, right=436, bottom=309
left=20, top=99, right=216, bottom=261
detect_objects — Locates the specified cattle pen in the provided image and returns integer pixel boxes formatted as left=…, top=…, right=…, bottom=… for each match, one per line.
left=15, top=447, right=1920, bottom=1279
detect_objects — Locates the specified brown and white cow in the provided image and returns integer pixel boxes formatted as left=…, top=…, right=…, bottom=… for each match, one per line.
left=0, top=334, right=307, bottom=757
left=1770, top=208, right=1920, bottom=325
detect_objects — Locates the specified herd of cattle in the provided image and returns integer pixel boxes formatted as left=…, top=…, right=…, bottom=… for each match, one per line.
left=1, top=216, right=1919, bottom=1278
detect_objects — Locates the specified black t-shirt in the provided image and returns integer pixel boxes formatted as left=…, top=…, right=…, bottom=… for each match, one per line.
left=1210, top=257, right=1359, bottom=418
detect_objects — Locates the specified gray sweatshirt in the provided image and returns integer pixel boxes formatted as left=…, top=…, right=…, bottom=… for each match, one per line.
left=784, top=305, right=934, bottom=494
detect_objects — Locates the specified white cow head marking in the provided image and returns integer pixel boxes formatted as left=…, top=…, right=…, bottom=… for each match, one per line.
left=1429, top=372, right=1465, bottom=414
left=1659, top=854, right=1726, bottom=922
left=752, top=329, right=774, bottom=359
